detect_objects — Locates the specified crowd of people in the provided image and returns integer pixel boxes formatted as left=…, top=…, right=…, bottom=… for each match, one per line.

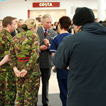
left=1, top=6, right=106, bottom=106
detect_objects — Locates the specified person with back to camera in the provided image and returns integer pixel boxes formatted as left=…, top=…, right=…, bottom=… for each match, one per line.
left=50, top=16, right=71, bottom=106
left=37, top=14, right=57, bottom=106
left=53, top=7, right=106, bottom=106
left=9, top=18, right=41, bottom=106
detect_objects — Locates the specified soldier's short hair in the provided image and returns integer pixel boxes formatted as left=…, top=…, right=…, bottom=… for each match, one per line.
left=2, top=16, right=15, bottom=27
left=42, top=14, right=52, bottom=22
left=23, top=18, right=37, bottom=30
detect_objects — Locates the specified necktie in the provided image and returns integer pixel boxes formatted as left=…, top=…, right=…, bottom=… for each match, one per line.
left=44, top=30, right=47, bottom=37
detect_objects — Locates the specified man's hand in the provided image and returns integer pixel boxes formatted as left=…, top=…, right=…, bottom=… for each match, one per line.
left=20, top=69, right=27, bottom=77
left=43, top=39, right=50, bottom=47
left=67, top=66, right=69, bottom=70
left=40, top=45, right=48, bottom=51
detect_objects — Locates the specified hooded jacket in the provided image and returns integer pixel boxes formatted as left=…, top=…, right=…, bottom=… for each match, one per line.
left=53, top=22, right=106, bottom=106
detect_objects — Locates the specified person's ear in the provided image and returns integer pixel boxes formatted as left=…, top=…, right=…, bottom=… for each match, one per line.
left=77, top=25, right=82, bottom=32
left=77, top=25, right=81, bottom=29
left=42, top=21, right=44, bottom=24
left=58, top=23, right=60, bottom=28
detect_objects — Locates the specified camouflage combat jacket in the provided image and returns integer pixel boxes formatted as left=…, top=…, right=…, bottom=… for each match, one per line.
left=9, top=30, right=41, bottom=76
left=0, top=29, right=12, bottom=70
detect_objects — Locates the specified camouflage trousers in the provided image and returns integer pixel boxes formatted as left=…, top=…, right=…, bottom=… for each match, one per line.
left=15, top=74, right=40, bottom=106
left=0, top=66, right=16, bottom=106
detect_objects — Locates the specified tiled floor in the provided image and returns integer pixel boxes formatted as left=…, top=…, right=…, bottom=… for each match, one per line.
left=37, top=71, right=62, bottom=106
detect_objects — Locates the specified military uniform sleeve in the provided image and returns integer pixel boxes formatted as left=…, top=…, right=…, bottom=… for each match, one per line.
left=3, top=33, right=12, bottom=55
left=25, top=34, right=40, bottom=71
left=9, top=37, right=17, bottom=68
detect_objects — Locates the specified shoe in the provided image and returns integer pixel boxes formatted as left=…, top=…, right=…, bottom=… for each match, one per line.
left=51, top=66, right=56, bottom=73
left=43, top=104, right=51, bottom=106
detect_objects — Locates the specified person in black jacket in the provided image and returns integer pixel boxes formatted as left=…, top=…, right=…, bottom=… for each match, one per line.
left=53, top=7, right=106, bottom=106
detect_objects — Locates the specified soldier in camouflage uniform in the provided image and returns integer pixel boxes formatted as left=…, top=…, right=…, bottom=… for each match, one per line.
left=9, top=18, right=41, bottom=106
left=0, top=16, right=16, bottom=106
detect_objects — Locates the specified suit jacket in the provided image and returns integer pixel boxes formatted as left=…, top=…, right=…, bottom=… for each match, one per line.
left=37, top=27, right=57, bottom=69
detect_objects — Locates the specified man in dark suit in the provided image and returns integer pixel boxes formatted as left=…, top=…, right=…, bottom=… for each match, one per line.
left=37, top=14, right=57, bottom=106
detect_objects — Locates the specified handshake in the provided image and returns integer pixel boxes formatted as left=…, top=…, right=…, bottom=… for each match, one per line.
left=13, top=67, right=27, bottom=77
left=40, top=39, right=50, bottom=51
left=43, top=38, right=50, bottom=47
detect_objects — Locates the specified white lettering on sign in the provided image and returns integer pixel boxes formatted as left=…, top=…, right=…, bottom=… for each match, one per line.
left=39, top=3, right=52, bottom=7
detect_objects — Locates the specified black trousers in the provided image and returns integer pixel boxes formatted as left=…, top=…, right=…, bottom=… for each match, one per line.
left=40, top=68, right=51, bottom=104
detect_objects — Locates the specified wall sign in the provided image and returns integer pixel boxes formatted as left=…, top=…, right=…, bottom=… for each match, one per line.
left=33, top=2, right=60, bottom=8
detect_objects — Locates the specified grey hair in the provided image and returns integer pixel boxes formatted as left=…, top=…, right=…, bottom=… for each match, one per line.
left=42, top=14, right=52, bottom=22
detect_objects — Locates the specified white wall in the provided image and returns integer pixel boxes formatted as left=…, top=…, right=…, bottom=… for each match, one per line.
left=0, top=0, right=32, bottom=21
left=0, top=0, right=105, bottom=21
left=30, top=9, right=66, bottom=24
